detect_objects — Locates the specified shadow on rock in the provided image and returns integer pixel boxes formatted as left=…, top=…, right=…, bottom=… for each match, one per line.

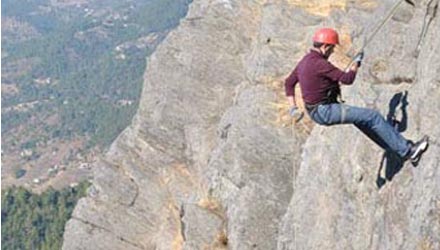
left=376, top=91, right=409, bottom=189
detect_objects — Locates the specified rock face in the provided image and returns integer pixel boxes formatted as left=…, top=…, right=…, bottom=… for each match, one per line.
left=63, top=0, right=440, bottom=249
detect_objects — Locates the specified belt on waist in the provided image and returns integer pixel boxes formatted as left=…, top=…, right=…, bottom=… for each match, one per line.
left=305, top=100, right=338, bottom=113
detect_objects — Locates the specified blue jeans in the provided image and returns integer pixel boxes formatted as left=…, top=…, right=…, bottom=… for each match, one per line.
left=308, top=103, right=411, bottom=158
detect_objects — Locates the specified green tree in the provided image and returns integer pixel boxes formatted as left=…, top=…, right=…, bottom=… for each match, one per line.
left=1, top=182, right=90, bottom=250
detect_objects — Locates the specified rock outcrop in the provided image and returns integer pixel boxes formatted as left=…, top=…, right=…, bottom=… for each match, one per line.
left=63, top=0, right=440, bottom=249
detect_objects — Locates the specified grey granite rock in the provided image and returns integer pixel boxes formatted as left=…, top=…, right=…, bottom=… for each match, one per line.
left=63, top=0, right=440, bottom=249
left=278, top=0, right=440, bottom=249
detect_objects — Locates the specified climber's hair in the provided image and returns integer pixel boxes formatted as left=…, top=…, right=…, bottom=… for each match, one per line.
left=313, top=42, right=325, bottom=48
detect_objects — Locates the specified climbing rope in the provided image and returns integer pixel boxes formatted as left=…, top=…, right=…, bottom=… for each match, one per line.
left=345, top=0, right=415, bottom=71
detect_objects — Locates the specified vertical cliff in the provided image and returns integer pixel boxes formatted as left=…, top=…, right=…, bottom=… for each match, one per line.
left=63, top=0, right=440, bottom=249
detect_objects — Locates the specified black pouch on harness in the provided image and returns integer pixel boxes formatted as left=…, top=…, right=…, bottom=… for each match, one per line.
left=327, top=86, right=340, bottom=103
left=305, top=87, right=340, bottom=113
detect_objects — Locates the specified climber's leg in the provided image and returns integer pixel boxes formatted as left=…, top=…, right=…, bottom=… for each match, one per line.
left=308, top=103, right=411, bottom=158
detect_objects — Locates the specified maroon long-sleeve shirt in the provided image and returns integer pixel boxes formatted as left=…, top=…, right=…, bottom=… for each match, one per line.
left=285, top=50, right=357, bottom=105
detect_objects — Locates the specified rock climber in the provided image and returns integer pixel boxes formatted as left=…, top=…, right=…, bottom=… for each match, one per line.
left=285, top=28, right=429, bottom=163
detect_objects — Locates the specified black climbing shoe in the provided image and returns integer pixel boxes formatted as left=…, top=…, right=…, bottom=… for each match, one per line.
left=406, top=135, right=429, bottom=164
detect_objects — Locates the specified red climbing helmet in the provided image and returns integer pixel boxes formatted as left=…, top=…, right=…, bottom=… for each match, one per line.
left=313, top=28, right=340, bottom=45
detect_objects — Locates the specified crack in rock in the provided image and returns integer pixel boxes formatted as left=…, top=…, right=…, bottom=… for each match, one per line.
left=179, top=204, right=187, bottom=242
left=72, top=216, right=145, bottom=250
left=127, top=177, right=139, bottom=207
left=100, top=158, right=140, bottom=207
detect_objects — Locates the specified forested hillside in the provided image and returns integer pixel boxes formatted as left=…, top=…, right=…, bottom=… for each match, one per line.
left=1, top=182, right=89, bottom=250
left=1, top=0, right=192, bottom=190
